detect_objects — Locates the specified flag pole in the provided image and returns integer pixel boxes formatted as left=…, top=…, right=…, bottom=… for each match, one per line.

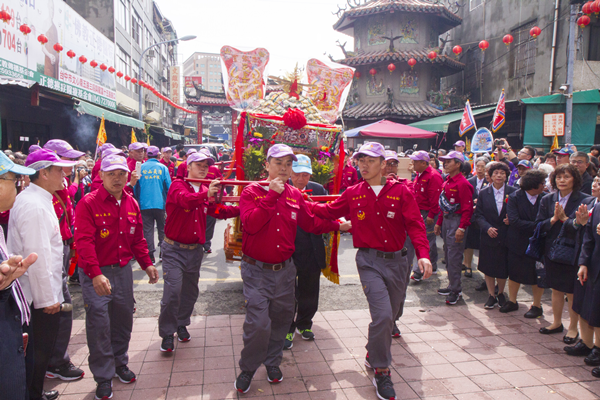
left=93, top=114, right=103, bottom=161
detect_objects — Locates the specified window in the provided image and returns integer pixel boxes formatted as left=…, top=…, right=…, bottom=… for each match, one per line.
left=144, top=27, right=151, bottom=50
left=116, top=0, right=129, bottom=31
left=116, top=46, right=130, bottom=90
left=510, top=20, right=537, bottom=78
left=132, top=11, right=142, bottom=46
left=589, top=25, right=600, bottom=61
left=200, top=64, right=205, bottom=68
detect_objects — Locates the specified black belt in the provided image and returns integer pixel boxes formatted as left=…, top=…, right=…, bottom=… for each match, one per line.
left=242, top=255, right=288, bottom=271
left=62, top=238, right=73, bottom=246
left=100, top=263, right=120, bottom=269
left=358, top=247, right=407, bottom=259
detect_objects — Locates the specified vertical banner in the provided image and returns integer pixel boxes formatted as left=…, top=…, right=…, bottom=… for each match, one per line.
left=169, top=66, right=180, bottom=104
left=305, top=59, right=354, bottom=124
left=220, top=46, right=269, bottom=111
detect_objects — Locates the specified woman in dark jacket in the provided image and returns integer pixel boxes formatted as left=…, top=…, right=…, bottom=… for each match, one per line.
left=474, top=162, right=516, bottom=309
left=464, top=157, right=489, bottom=278
left=502, top=170, right=547, bottom=317
left=536, top=164, right=594, bottom=343
left=569, top=174, right=600, bottom=372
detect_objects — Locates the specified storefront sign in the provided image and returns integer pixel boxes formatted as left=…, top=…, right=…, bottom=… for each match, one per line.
left=184, top=76, right=202, bottom=88
left=170, top=66, right=180, bottom=103
left=543, top=113, right=565, bottom=137
left=0, top=0, right=117, bottom=109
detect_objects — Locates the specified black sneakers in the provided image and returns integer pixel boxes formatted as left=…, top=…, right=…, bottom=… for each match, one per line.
left=46, top=361, right=85, bottom=381
left=95, top=380, right=112, bottom=400
left=499, top=301, right=519, bottom=313
left=373, top=370, right=396, bottom=400
left=446, top=291, right=462, bottom=305
left=296, top=328, right=315, bottom=340
left=364, top=352, right=375, bottom=371
left=266, top=365, right=283, bottom=383
left=283, top=332, right=294, bottom=350
left=177, top=325, right=191, bottom=342
left=437, top=287, right=451, bottom=296
left=411, top=271, right=423, bottom=282
left=392, top=323, right=401, bottom=338
left=160, top=334, right=175, bottom=352
left=114, top=365, right=136, bottom=383
left=524, top=305, right=543, bottom=319
left=497, top=293, right=507, bottom=308
left=235, top=370, right=256, bottom=393
left=484, top=295, right=498, bottom=309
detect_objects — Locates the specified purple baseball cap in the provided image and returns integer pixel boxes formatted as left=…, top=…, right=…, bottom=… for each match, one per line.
left=384, top=150, right=398, bottom=161
left=517, top=160, right=533, bottom=169
left=186, top=148, right=198, bottom=156
left=28, top=144, right=42, bottom=154
left=101, top=155, right=130, bottom=172
left=161, top=147, right=172, bottom=153
left=44, top=139, right=85, bottom=159
left=103, top=148, right=127, bottom=158
left=409, top=150, right=430, bottom=162
left=353, top=142, right=386, bottom=159
left=25, top=149, right=78, bottom=171
left=129, top=142, right=148, bottom=151
left=453, top=140, right=466, bottom=147
left=100, top=143, right=115, bottom=153
left=147, top=146, right=160, bottom=157
left=187, top=151, right=215, bottom=166
left=439, top=150, right=465, bottom=162
left=267, top=144, right=298, bottom=161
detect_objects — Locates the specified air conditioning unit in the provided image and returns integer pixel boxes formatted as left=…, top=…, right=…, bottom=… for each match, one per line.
left=147, top=50, right=155, bottom=58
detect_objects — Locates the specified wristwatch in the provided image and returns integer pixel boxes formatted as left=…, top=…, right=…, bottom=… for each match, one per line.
left=457, top=228, right=466, bottom=232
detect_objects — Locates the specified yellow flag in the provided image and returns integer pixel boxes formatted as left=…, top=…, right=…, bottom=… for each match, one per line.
left=550, top=129, right=560, bottom=151
left=131, top=128, right=137, bottom=144
left=147, top=134, right=150, bottom=146
left=96, top=116, right=107, bottom=146
left=465, top=136, right=471, bottom=153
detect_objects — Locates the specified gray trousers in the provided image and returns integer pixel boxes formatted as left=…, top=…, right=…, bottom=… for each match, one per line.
left=48, top=243, right=72, bottom=367
left=204, top=215, right=216, bottom=251
left=239, top=259, right=296, bottom=372
left=441, top=213, right=467, bottom=293
left=357, top=248, right=409, bottom=369
left=81, top=262, right=134, bottom=383
left=158, top=241, right=204, bottom=337
left=407, top=210, right=439, bottom=272
left=141, top=209, right=165, bottom=255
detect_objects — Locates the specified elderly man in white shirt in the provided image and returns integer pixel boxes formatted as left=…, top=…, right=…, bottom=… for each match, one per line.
left=8, top=149, right=76, bottom=400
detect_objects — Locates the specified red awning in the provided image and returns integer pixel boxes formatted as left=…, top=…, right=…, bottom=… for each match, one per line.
left=345, top=119, right=436, bottom=139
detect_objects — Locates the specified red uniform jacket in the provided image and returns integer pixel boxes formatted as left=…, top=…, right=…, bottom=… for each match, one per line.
left=91, top=159, right=101, bottom=181
left=436, top=173, right=474, bottom=230
left=160, top=158, right=176, bottom=179
left=410, top=165, right=443, bottom=218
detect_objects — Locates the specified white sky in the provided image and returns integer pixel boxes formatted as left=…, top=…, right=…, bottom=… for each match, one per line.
left=158, top=0, right=355, bottom=76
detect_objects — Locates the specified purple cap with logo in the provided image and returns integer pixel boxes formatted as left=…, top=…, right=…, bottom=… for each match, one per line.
left=25, top=149, right=78, bottom=171
left=28, top=144, right=42, bottom=154
left=161, top=147, right=172, bottom=153
left=439, top=150, right=465, bottom=162
left=147, top=146, right=160, bottom=157
left=518, top=160, right=533, bottom=169
left=187, top=151, right=215, bottom=166
left=100, top=143, right=115, bottom=153
left=186, top=148, right=197, bottom=156
left=267, top=144, right=298, bottom=161
left=101, top=155, right=130, bottom=172
left=453, top=140, right=466, bottom=147
left=129, top=142, right=148, bottom=151
left=44, top=139, right=85, bottom=159
left=103, top=148, right=127, bottom=158
left=384, top=150, right=398, bottom=161
left=409, top=150, right=430, bottom=162
left=353, top=142, right=386, bottom=159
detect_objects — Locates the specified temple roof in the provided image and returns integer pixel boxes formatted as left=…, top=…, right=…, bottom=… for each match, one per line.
left=344, top=100, right=442, bottom=121
left=339, top=49, right=464, bottom=73
left=334, top=0, right=461, bottom=36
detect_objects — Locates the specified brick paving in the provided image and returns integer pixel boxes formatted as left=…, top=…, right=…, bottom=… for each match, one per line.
left=47, top=301, right=600, bottom=399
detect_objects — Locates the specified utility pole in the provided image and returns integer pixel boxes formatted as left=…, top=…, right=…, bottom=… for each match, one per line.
left=565, top=4, right=577, bottom=144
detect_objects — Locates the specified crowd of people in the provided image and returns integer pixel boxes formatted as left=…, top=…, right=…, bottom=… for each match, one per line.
left=1, top=136, right=600, bottom=400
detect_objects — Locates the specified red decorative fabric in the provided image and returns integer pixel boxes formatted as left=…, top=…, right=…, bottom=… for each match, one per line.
left=282, top=108, right=307, bottom=130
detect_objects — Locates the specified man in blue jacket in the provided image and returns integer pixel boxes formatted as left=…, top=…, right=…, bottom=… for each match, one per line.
left=136, top=146, right=171, bottom=264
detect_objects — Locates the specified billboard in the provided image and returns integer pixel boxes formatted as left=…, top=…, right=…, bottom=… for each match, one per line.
left=184, top=76, right=202, bottom=88
left=0, top=0, right=116, bottom=108
left=170, top=65, right=180, bottom=103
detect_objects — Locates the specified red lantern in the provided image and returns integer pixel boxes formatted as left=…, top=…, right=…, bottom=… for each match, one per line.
left=138, top=80, right=145, bottom=87
left=369, top=68, right=377, bottom=76
left=89, top=60, right=98, bottom=68
left=283, top=108, right=307, bottom=130
left=387, top=63, right=396, bottom=74
left=502, top=34, right=513, bottom=46
left=108, top=66, right=115, bottom=74
left=592, top=0, right=600, bottom=14
left=131, top=78, right=138, bottom=84
left=452, top=45, right=462, bottom=56
left=355, top=71, right=361, bottom=79
left=37, top=34, right=48, bottom=44
left=124, top=75, right=131, bottom=82
left=530, top=26, right=541, bottom=39
left=428, top=51, right=437, bottom=60
left=578, top=15, right=591, bottom=28
left=0, top=10, right=12, bottom=23
left=66, top=50, right=76, bottom=59
left=19, top=24, right=31, bottom=36
left=408, top=58, right=417, bottom=69
left=116, top=71, right=123, bottom=78
left=53, top=43, right=63, bottom=52
left=78, top=55, right=87, bottom=64
left=99, top=63, right=107, bottom=71
left=479, top=40, right=489, bottom=51
left=583, top=1, right=593, bottom=14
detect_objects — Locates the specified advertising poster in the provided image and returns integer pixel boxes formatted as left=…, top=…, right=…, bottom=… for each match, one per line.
left=0, top=0, right=116, bottom=108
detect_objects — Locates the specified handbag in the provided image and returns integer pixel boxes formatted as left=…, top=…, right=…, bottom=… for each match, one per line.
left=439, top=192, right=460, bottom=214
left=548, top=223, right=577, bottom=265
left=526, top=222, right=546, bottom=261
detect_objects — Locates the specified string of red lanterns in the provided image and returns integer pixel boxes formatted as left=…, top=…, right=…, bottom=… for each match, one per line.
left=0, top=9, right=12, bottom=23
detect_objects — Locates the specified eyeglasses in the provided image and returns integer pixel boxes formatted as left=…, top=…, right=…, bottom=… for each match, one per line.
left=570, top=160, right=586, bottom=165
left=0, top=176, right=19, bottom=188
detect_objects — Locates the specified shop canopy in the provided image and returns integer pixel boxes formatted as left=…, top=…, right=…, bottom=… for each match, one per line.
left=520, top=89, right=600, bottom=105
left=73, top=98, right=145, bottom=130
left=408, top=106, right=496, bottom=133
left=345, top=119, right=436, bottom=138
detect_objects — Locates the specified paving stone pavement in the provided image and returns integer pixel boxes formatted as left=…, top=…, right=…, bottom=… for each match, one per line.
left=47, top=301, right=600, bottom=400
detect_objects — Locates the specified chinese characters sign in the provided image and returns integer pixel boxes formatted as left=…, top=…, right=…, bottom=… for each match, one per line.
left=543, top=113, right=565, bottom=137
left=170, top=66, right=180, bottom=103
left=0, top=0, right=116, bottom=108
left=184, top=76, right=202, bottom=88
left=305, top=59, right=354, bottom=124
left=220, top=46, right=269, bottom=111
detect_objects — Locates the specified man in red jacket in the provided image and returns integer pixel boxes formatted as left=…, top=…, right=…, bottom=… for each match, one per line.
left=310, top=142, right=432, bottom=400
left=75, top=154, right=158, bottom=400
left=159, top=147, right=175, bottom=179
left=158, top=151, right=239, bottom=352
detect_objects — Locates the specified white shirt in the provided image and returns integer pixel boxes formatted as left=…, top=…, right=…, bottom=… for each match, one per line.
left=8, top=183, right=65, bottom=309
left=493, top=185, right=505, bottom=215
left=476, top=177, right=485, bottom=193
left=371, top=185, right=383, bottom=196
left=558, top=191, right=572, bottom=209
left=526, top=192, right=539, bottom=205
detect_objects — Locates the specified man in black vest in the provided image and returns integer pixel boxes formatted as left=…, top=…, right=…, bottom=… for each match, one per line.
left=284, top=154, right=328, bottom=349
